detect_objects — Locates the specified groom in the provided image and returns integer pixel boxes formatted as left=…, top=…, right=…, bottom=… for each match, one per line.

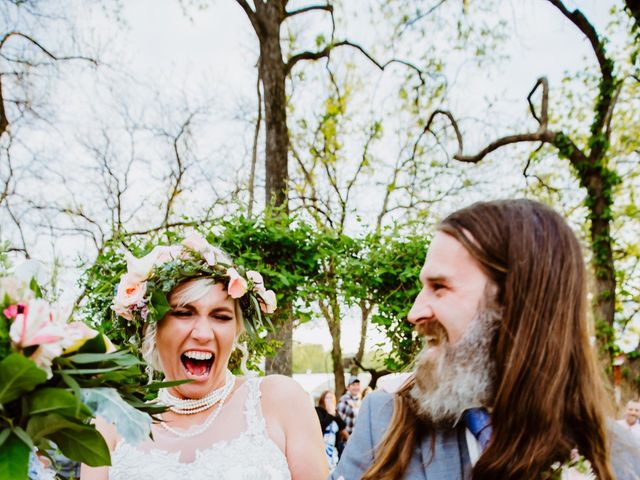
left=332, top=199, right=640, bottom=480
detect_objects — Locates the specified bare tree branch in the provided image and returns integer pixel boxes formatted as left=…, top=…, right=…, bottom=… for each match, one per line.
left=527, top=77, right=549, bottom=130
left=161, top=113, right=196, bottom=226
left=0, top=32, right=98, bottom=65
left=234, top=0, right=262, bottom=38
left=411, top=0, right=448, bottom=25
left=285, top=39, right=425, bottom=87
left=546, top=0, right=616, bottom=160
left=285, top=4, right=333, bottom=18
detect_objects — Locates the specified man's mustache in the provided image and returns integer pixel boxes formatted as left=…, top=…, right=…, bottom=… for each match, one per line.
left=415, top=320, right=448, bottom=346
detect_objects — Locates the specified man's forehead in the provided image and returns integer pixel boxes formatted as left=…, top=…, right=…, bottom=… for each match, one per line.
left=421, top=232, right=474, bottom=279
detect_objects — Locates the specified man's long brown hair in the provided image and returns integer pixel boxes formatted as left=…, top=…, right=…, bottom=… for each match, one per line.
left=363, top=199, right=614, bottom=480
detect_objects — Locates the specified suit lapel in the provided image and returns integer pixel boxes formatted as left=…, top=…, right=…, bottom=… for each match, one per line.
left=421, top=428, right=464, bottom=480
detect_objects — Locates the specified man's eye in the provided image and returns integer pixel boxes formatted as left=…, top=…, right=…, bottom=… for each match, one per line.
left=432, top=283, right=445, bottom=291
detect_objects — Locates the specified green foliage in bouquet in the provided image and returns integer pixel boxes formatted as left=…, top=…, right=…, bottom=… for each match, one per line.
left=0, top=269, right=163, bottom=480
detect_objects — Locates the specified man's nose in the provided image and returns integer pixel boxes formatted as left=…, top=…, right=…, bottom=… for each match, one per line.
left=407, top=288, right=434, bottom=326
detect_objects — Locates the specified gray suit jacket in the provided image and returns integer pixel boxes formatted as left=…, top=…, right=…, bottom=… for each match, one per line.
left=331, top=390, right=472, bottom=480
left=331, top=390, right=640, bottom=480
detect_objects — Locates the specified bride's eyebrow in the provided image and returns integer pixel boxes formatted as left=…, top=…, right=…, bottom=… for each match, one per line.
left=170, top=304, right=196, bottom=310
left=210, top=306, right=234, bottom=315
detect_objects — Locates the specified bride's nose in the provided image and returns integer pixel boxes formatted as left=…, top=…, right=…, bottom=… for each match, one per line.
left=190, top=315, right=214, bottom=342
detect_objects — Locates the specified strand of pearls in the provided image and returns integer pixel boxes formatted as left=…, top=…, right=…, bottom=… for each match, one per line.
left=159, top=373, right=236, bottom=438
left=158, top=370, right=234, bottom=415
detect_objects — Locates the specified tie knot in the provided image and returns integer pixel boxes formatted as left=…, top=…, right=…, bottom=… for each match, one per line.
left=462, top=408, right=492, bottom=451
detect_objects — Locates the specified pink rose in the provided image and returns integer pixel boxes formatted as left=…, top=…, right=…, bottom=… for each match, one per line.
left=226, top=268, right=248, bottom=298
left=114, top=274, right=147, bottom=308
left=112, top=303, right=133, bottom=321
left=258, top=289, right=277, bottom=314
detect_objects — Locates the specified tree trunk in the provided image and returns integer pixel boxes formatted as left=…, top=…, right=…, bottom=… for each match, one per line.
left=583, top=171, right=617, bottom=363
left=258, top=4, right=289, bottom=211
left=328, top=297, right=345, bottom=395
left=265, top=302, right=293, bottom=376
left=352, top=300, right=370, bottom=375
left=251, top=1, right=292, bottom=375
left=319, top=285, right=345, bottom=395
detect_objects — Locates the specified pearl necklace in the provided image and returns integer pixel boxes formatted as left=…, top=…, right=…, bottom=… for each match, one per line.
left=158, top=370, right=234, bottom=415
left=159, top=373, right=236, bottom=438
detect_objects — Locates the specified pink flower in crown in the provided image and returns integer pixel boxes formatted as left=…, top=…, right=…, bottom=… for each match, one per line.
left=226, top=268, right=247, bottom=299
left=246, top=270, right=265, bottom=292
left=247, top=270, right=276, bottom=313
left=258, top=289, right=277, bottom=314
left=182, top=232, right=219, bottom=266
left=113, top=274, right=147, bottom=320
left=154, top=245, right=184, bottom=264
left=112, top=303, right=133, bottom=321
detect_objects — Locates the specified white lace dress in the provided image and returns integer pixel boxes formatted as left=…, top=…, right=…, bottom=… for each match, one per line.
left=109, top=377, right=291, bottom=480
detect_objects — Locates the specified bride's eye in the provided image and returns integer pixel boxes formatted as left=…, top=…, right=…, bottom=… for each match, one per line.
left=171, top=309, right=192, bottom=317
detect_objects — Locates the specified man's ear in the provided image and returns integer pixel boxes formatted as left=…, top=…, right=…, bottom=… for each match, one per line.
left=483, top=280, right=501, bottom=308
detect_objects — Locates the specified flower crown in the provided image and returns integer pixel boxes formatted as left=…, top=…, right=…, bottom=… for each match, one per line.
left=111, top=232, right=277, bottom=341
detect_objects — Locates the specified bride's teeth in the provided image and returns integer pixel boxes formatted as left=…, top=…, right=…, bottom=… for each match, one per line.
left=183, top=351, right=213, bottom=360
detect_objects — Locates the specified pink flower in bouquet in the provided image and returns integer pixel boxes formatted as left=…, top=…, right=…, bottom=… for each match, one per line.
left=258, top=289, right=277, bottom=314
left=9, top=299, right=66, bottom=348
left=3, top=303, right=21, bottom=319
left=62, top=321, right=101, bottom=354
left=226, top=268, right=248, bottom=298
left=30, top=342, right=64, bottom=378
left=0, top=275, right=33, bottom=304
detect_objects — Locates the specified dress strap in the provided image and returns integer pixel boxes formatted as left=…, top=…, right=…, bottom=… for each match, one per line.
left=244, top=377, right=268, bottom=436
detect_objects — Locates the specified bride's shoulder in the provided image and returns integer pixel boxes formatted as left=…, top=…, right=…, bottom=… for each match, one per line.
left=257, top=374, right=310, bottom=408
left=259, top=374, right=306, bottom=397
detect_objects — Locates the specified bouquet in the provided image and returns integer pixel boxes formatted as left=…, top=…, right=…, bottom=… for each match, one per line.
left=0, top=262, right=163, bottom=480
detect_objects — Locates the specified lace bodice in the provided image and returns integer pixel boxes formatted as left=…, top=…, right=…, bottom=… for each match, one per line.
left=109, top=377, right=291, bottom=480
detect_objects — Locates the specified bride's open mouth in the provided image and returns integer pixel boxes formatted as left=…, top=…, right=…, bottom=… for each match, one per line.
left=181, top=350, right=214, bottom=379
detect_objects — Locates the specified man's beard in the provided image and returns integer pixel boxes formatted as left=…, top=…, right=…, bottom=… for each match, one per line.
left=410, top=304, right=502, bottom=426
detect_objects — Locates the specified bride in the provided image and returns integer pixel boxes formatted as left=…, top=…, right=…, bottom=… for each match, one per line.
left=81, top=233, right=328, bottom=479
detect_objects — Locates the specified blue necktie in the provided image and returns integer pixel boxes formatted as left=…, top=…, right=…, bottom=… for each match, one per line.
left=462, top=408, right=492, bottom=451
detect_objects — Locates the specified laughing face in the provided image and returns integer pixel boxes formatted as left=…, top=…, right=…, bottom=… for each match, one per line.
left=155, top=279, right=238, bottom=399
